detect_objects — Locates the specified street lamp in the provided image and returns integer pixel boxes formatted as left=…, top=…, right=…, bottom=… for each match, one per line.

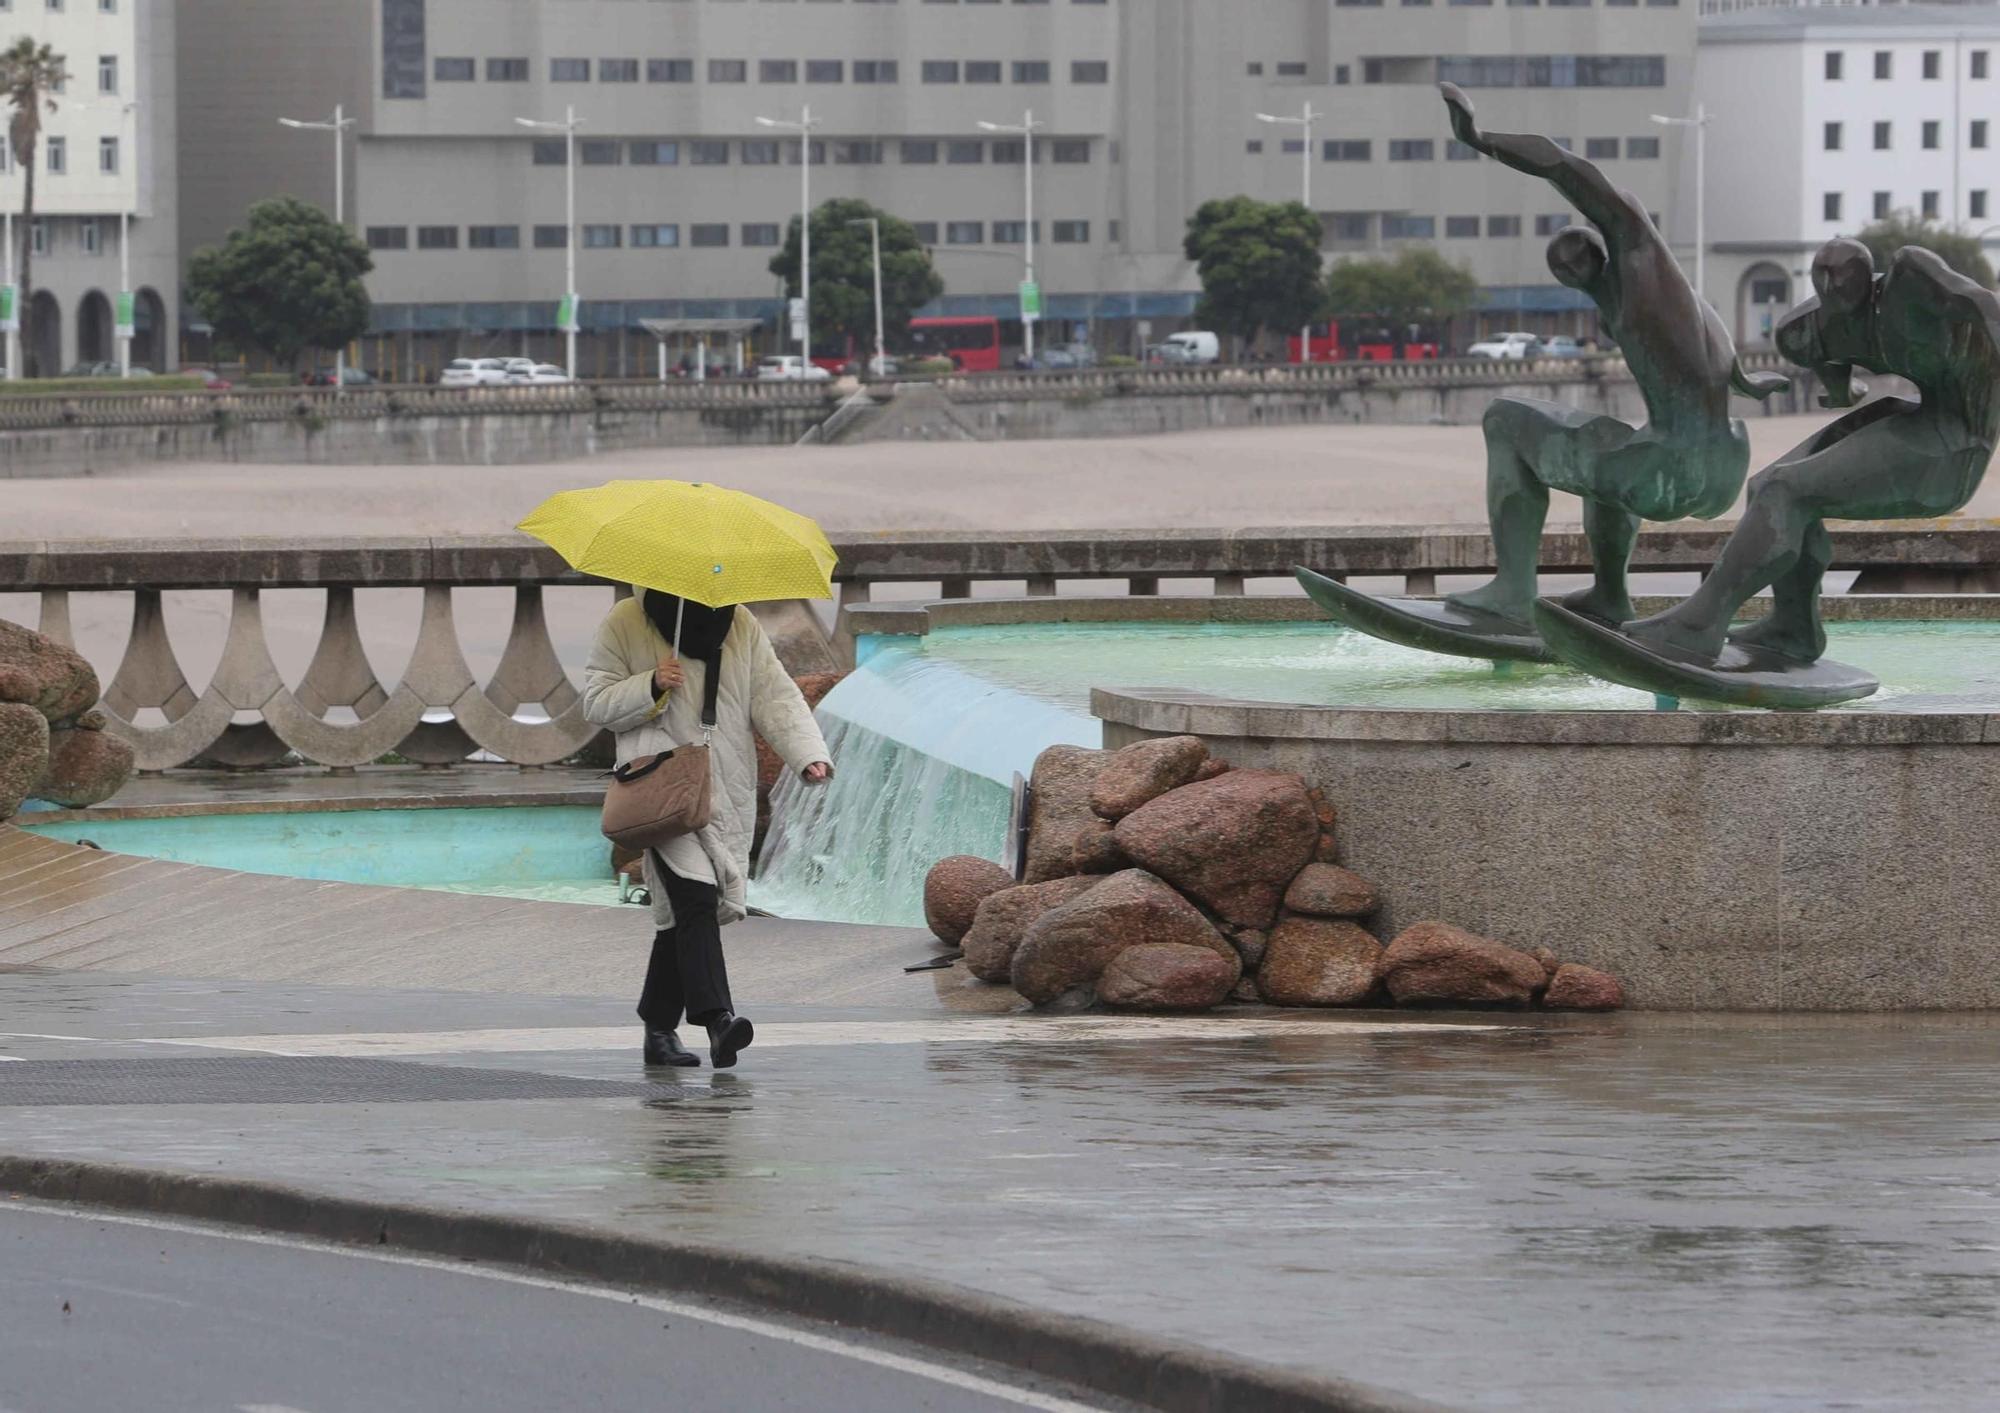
left=1256, top=103, right=1319, bottom=363
left=847, top=216, right=885, bottom=376
left=514, top=105, right=583, bottom=376
left=279, top=104, right=358, bottom=385
left=976, top=109, right=1044, bottom=362
left=1650, top=104, right=1709, bottom=306
left=115, top=100, right=137, bottom=378
left=757, top=105, right=819, bottom=363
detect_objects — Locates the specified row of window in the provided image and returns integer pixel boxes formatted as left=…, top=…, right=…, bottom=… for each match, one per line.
left=1247, top=55, right=1667, bottom=87
left=0, top=1, right=122, bottom=11
left=1824, top=119, right=1988, bottom=152
left=1322, top=212, right=1580, bottom=241
left=368, top=218, right=1096, bottom=251
left=0, top=134, right=120, bottom=176
left=1250, top=134, right=1660, bottom=161
left=528, top=135, right=1092, bottom=167
left=1823, top=189, right=1988, bottom=222
left=1825, top=48, right=1989, bottom=82
left=441, top=56, right=1109, bottom=85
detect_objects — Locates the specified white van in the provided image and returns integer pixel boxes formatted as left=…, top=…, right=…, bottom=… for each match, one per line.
left=1164, top=331, right=1221, bottom=365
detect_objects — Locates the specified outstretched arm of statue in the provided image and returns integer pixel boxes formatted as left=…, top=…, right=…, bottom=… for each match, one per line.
left=1439, top=83, right=1633, bottom=237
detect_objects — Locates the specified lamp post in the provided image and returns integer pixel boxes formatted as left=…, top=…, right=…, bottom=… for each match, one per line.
left=514, top=105, right=582, bottom=375
left=1650, top=104, right=1708, bottom=306
left=279, top=104, right=358, bottom=385
left=847, top=216, right=885, bottom=375
left=1256, top=104, right=1318, bottom=363
left=757, top=105, right=819, bottom=363
left=977, top=109, right=1044, bottom=362
left=114, top=100, right=137, bottom=378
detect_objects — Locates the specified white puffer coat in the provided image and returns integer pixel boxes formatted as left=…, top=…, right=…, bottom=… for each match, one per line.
left=581, top=595, right=831, bottom=928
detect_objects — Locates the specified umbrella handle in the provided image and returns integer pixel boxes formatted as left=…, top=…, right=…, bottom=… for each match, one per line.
left=673, top=595, right=685, bottom=655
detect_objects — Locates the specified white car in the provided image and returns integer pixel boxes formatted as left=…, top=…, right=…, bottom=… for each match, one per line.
left=439, top=357, right=512, bottom=387
left=499, top=357, right=539, bottom=383
left=755, top=354, right=832, bottom=383
left=1163, top=330, right=1221, bottom=364
left=523, top=364, right=572, bottom=384
left=1467, top=331, right=1544, bottom=360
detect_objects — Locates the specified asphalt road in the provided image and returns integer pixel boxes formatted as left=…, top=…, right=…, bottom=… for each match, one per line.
left=0, top=1203, right=1108, bottom=1413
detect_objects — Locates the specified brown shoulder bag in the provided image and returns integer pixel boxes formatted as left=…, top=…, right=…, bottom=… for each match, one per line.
left=600, top=649, right=722, bottom=850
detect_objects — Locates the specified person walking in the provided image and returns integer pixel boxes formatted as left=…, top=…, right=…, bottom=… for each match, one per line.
left=583, top=590, right=832, bottom=1069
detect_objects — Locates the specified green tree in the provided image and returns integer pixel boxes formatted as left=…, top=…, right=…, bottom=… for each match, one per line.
left=1323, top=247, right=1482, bottom=333
left=1181, top=197, right=1325, bottom=348
left=1, top=38, right=66, bottom=375
left=186, top=196, right=373, bottom=370
left=1854, top=212, right=1995, bottom=287
left=768, top=198, right=945, bottom=354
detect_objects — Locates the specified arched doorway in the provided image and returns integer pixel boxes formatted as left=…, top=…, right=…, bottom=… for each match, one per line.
left=132, top=286, right=167, bottom=372
left=1736, top=263, right=1792, bottom=348
left=26, top=289, right=60, bottom=377
left=76, top=290, right=112, bottom=367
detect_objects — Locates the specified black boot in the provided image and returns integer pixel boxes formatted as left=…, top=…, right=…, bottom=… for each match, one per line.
left=704, top=1012, right=754, bottom=1069
left=643, top=1029, right=700, bottom=1068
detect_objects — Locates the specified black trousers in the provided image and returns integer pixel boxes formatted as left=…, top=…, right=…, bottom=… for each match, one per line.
left=637, top=859, right=734, bottom=1031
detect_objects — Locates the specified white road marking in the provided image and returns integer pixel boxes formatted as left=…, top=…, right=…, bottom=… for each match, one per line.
left=19, top=1203, right=1107, bottom=1413
left=127, top=1014, right=1506, bottom=1058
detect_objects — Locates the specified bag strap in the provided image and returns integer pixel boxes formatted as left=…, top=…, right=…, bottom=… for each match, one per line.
left=699, top=647, right=722, bottom=735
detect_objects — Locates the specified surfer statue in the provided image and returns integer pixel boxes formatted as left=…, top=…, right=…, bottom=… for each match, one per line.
left=1537, top=239, right=2000, bottom=706
left=1296, top=82, right=1786, bottom=663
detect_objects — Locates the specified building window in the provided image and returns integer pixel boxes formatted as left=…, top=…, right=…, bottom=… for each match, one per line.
left=946, top=221, right=983, bottom=244
left=1922, top=190, right=1939, bottom=218
left=853, top=60, right=899, bottom=83
left=1323, top=139, right=1371, bottom=161
left=993, top=220, right=1037, bottom=243
left=648, top=58, right=694, bottom=83
left=97, top=54, right=116, bottom=94
left=966, top=61, right=1002, bottom=83
left=947, top=139, right=984, bottom=163
left=1874, top=51, right=1891, bottom=80
left=1923, top=121, right=1940, bottom=149
left=1388, top=139, right=1434, bottom=161
left=1823, top=192, right=1842, bottom=222
left=912, top=221, right=939, bottom=244
left=1445, top=215, right=1480, bottom=237
left=743, top=223, right=781, bottom=247
left=743, top=139, right=781, bottom=165
left=1585, top=137, right=1618, bottom=159
left=29, top=221, right=45, bottom=257
left=1446, top=139, right=1479, bottom=161
left=551, top=58, right=589, bottom=82
left=806, top=59, right=843, bottom=83
left=1434, top=55, right=1666, bottom=87
left=1626, top=136, right=1660, bottom=159
left=690, top=140, right=731, bottom=165
left=1072, top=60, right=1108, bottom=83
left=1013, top=61, right=1051, bottom=83
left=366, top=226, right=409, bottom=250
left=1326, top=213, right=1371, bottom=242
left=1873, top=191, right=1891, bottom=219
left=1246, top=62, right=1263, bottom=76
left=80, top=217, right=100, bottom=255
left=1823, top=122, right=1841, bottom=151
left=786, top=139, right=827, bottom=165
left=98, top=135, right=117, bottom=174
left=923, top=61, right=959, bottom=83
left=45, top=137, right=62, bottom=175
left=434, top=56, right=474, bottom=81
left=582, top=224, right=622, bottom=249
left=1281, top=138, right=1304, bottom=155
left=1975, top=51, right=1990, bottom=80
left=834, top=140, right=883, bottom=164
left=1824, top=51, right=1842, bottom=81
left=580, top=139, right=621, bottom=165
left=488, top=58, right=529, bottom=81
left=709, top=59, right=747, bottom=83
left=1533, top=213, right=1570, bottom=235
left=900, top=139, right=939, bottom=163
left=1276, top=62, right=1308, bottom=77
left=534, top=225, right=568, bottom=249
left=600, top=59, right=639, bottom=83
left=468, top=225, right=521, bottom=249
left=1975, top=120, right=1990, bottom=150
left=418, top=225, right=459, bottom=250
left=99, top=0, right=115, bottom=9
left=1052, top=220, right=1089, bottom=243
left=532, top=140, right=567, bottom=166
left=1487, top=214, right=1521, bottom=236
left=1382, top=214, right=1435, bottom=239
left=631, top=224, right=680, bottom=248
left=1051, top=138, right=1089, bottom=163
left=760, top=59, right=797, bottom=83
left=1874, top=121, right=1891, bottom=149
left=1974, top=190, right=1990, bottom=220
left=991, top=139, right=1026, bottom=163
left=630, top=141, right=679, bottom=166
left=1923, top=50, right=1941, bottom=80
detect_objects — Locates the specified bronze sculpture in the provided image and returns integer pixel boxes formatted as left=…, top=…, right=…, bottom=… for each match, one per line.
left=1296, top=83, right=1786, bottom=662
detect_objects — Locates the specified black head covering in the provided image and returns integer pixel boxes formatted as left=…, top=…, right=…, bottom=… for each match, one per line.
left=642, top=590, right=736, bottom=661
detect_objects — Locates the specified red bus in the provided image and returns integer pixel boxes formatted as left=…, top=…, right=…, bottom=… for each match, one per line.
left=1286, top=319, right=1442, bottom=363
left=907, top=316, right=1003, bottom=372
left=1287, top=321, right=1343, bottom=364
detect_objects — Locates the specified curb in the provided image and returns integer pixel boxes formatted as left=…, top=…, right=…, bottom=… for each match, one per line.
left=0, top=1155, right=1444, bottom=1413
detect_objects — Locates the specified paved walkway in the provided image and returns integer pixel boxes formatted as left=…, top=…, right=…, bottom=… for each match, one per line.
left=2, top=830, right=1997, bottom=1410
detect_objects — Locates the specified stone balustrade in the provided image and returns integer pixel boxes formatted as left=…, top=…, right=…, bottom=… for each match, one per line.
left=2, top=519, right=1989, bottom=772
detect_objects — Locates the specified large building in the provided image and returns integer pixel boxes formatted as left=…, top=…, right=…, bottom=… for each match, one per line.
left=0, top=0, right=176, bottom=377
left=1698, top=0, right=2000, bottom=348
left=176, top=0, right=1699, bottom=375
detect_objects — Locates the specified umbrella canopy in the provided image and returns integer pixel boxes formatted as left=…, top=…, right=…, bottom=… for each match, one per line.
left=517, top=479, right=838, bottom=607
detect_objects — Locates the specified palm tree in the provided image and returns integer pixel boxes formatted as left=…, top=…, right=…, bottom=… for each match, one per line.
left=0, top=39, right=65, bottom=376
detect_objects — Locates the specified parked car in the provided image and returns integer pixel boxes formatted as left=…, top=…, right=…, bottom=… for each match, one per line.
left=1164, top=331, right=1221, bottom=364
left=186, top=367, right=233, bottom=390
left=1143, top=342, right=1195, bottom=366
left=843, top=354, right=900, bottom=378
left=1467, top=331, right=1544, bottom=360
left=754, top=354, right=832, bottom=383
left=439, top=358, right=512, bottom=387
left=302, top=366, right=376, bottom=386
left=61, top=361, right=118, bottom=378
left=1016, top=348, right=1079, bottom=371
left=521, top=364, right=572, bottom=384
left=1540, top=336, right=1588, bottom=359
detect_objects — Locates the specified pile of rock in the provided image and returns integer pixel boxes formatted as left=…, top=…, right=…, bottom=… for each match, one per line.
left=922, top=736, right=1623, bottom=1014
left=0, top=618, right=135, bottom=820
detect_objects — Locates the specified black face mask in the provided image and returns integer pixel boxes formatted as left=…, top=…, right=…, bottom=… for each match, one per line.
left=641, top=591, right=736, bottom=660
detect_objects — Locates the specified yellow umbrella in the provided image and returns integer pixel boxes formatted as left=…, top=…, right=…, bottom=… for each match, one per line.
left=517, top=479, right=839, bottom=613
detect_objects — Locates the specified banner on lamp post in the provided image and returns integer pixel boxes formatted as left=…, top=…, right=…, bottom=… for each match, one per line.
left=1018, top=280, right=1042, bottom=324
left=114, top=290, right=135, bottom=339
left=557, top=293, right=581, bottom=334
left=787, top=296, right=807, bottom=344
left=0, top=284, right=17, bottom=335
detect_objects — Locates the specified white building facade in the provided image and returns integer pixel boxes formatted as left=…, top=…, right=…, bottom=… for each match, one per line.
left=1697, top=1, right=2000, bottom=347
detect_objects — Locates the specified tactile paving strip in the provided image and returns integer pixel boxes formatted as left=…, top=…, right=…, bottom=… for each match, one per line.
left=0, top=1056, right=657, bottom=1106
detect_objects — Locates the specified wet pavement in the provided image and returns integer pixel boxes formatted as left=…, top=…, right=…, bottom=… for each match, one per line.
left=3, top=968, right=1996, bottom=1411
